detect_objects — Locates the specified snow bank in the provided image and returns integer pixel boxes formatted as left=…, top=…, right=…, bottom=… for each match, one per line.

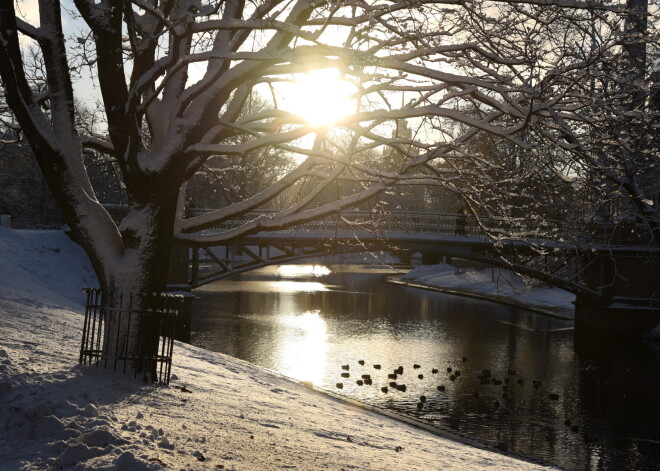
left=0, top=229, right=557, bottom=470
left=0, top=229, right=97, bottom=308
left=396, top=264, right=575, bottom=318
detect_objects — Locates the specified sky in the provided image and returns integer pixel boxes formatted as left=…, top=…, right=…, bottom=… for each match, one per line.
left=11, top=0, right=400, bottom=137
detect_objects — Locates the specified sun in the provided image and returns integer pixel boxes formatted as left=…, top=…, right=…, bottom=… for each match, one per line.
left=283, top=68, right=356, bottom=127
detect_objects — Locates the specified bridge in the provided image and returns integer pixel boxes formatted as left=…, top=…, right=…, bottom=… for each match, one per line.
left=170, top=209, right=659, bottom=338
left=185, top=211, right=577, bottom=286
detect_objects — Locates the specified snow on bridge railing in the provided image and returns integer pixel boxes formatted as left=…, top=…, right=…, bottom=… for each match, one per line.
left=185, top=208, right=655, bottom=247
left=185, top=209, right=489, bottom=238
left=101, top=204, right=636, bottom=246
left=184, top=208, right=584, bottom=242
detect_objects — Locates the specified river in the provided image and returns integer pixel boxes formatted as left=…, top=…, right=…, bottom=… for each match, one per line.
left=190, top=263, right=660, bottom=470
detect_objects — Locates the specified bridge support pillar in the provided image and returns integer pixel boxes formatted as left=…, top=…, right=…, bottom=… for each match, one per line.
left=575, top=297, right=660, bottom=339
left=576, top=252, right=660, bottom=339
left=395, top=249, right=413, bottom=264
left=421, top=252, right=441, bottom=265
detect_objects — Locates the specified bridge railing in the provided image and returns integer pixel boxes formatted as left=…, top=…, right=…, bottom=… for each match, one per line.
left=186, top=209, right=577, bottom=241
left=184, top=208, right=642, bottom=246
left=186, top=209, right=490, bottom=238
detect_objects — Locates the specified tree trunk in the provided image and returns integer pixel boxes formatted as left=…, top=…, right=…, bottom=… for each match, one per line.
left=98, top=194, right=178, bottom=381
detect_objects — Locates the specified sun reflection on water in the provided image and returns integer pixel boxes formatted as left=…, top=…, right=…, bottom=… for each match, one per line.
left=274, top=310, right=329, bottom=385
left=277, top=265, right=332, bottom=278
left=264, top=281, right=328, bottom=293
left=198, top=279, right=329, bottom=293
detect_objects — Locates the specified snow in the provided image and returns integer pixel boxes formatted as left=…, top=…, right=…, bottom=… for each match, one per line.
left=0, top=228, right=558, bottom=470
left=395, top=263, right=576, bottom=319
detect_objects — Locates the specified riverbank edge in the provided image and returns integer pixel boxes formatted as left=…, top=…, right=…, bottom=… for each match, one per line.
left=388, top=277, right=575, bottom=320
left=205, top=350, right=552, bottom=467
left=297, top=380, right=561, bottom=470
left=187, top=267, right=561, bottom=469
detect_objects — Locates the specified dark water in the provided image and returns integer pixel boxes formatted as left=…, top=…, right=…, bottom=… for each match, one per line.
left=191, top=264, right=660, bottom=470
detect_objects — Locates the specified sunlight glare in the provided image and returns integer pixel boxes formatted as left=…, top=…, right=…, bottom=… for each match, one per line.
left=265, top=281, right=328, bottom=293
left=284, top=68, right=355, bottom=127
left=275, top=310, right=329, bottom=384
left=278, top=265, right=332, bottom=278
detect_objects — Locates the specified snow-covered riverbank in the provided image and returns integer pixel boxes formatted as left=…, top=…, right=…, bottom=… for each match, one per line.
left=0, top=229, right=559, bottom=470
left=393, top=264, right=576, bottom=319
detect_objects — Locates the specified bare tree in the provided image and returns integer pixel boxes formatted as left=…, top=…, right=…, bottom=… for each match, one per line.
left=1, top=0, right=656, bottom=376
left=185, top=93, right=296, bottom=209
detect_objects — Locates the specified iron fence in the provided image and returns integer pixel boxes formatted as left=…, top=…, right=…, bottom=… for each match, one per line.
left=79, top=288, right=182, bottom=384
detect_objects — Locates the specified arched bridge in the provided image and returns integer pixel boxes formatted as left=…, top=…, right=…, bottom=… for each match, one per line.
left=179, top=210, right=653, bottom=299
left=171, top=208, right=660, bottom=337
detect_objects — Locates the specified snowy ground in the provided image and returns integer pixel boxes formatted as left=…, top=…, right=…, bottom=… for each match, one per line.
left=0, top=229, right=559, bottom=470
left=394, top=264, right=576, bottom=319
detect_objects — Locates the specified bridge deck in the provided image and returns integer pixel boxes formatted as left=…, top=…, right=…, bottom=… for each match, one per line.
left=179, top=210, right=657, bottom=298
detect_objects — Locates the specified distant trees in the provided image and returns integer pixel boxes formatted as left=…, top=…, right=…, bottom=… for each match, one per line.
left=1, top=0, right=657, bottom=377
left=443, top=0, right=659, bottom=244
left=0, top=138, right=62, bottom=227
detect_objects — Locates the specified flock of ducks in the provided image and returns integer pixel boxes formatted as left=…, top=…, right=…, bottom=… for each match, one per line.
left=335, top=358, right=584, bottom=436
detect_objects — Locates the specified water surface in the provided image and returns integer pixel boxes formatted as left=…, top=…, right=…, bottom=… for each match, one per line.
left=191, top=264, right=660, bottom=470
